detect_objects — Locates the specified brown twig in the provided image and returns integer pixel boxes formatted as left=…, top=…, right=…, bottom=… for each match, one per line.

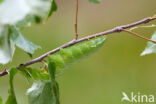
left=75, top=0, right=79, bottom=40
left=122, top=29, right=156, bottom=43
left=1, top=17, right=156, bottom=77
left=0, top=69, right=8, bottom=77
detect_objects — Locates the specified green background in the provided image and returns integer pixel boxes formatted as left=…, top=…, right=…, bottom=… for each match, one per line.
left=1, top=0, right=156, bottom=103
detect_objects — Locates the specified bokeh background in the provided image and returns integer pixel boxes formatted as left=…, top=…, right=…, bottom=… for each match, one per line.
left=1, top=0, right=156, bottom=104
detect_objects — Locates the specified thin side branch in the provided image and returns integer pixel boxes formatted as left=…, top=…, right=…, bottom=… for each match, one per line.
left=1, top=17, right=156, bottom=77
left=75, top=0, right=79, bottom=40
left=122, top=29, right=156, bottom=43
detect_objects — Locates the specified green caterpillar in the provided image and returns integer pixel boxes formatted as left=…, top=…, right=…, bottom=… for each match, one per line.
left=48, top=37, right=106, bottom=75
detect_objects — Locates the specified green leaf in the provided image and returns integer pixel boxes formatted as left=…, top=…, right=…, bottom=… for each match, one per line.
left=10, top=26, right=40, bottom=54
left=19, top=66, right=32, bottom=82
left=0, top=25, right=15, bottom=64
left=39, top=73, right=50, bottom=80
left=48, top=0, right=57, bottom=18
left=27, top=62, right=60, bottom=104
left=0, top=0, right=51, bottom=64
left=27, top=80, right=53, bottom=104
left=0, top=96, right=3, bottom=104
left=0, top=0, right=51, bottom=25
left=51, top=81, right=59, bottom=104
left=27, top=68, right=49, bottom=80
left=48, top=62, right=56, bottom=80
left=88, top=0, right=102, bottom=4
left=19, top=66, right=49, bottom=81
left=16, top=15, right=36, bottom=29
left=27, top=68, right=41, bottom=80
left=141, top=31, right=156, bottom=56
left=48, top=62, right=60, bottom=104
left=5, top=68, right=18, bottom=104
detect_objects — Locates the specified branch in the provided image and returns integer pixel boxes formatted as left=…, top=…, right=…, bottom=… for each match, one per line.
left=20, top=17, right=156, bottom=67
left=122, top=29, right=156, bottom=43
left=0, top=69, right=8, bottom=77
left=75, top=0, right=79, bottom=40
left=1, top=17, right=156, bottom=77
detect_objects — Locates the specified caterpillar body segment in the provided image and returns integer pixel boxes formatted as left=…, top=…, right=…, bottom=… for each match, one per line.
left=48, top=37, right=106, bottom=74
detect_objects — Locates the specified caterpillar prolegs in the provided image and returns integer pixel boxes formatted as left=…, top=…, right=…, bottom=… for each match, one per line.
left=48, top=37, right=106, bottom=75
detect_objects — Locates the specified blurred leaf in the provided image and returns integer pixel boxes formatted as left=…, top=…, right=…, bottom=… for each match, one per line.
left=39, top=73, right=50, bottom=80
left=16, top=15, right=44, bottom=29
left=0, top=0, right=51, bottom=25
left=34, top=16, right=42, bottom=24
left=48, top=0, right=57, bottom=18
left=27, top=80, right=53, bottom=104
left=0, top=25, right=15, bottom=64
left=0, top=0, right=51, bottom=64
left=0, top=0, right=3, bottom=3
left=5, top=68, right=18, bottom=104
left=51, top=82, right=59, bottom=104
left=27, top=68, right=41, bottom=80
left=27, top=53, right=33, bottom=58
left=27, top=62, right=60, bottom=104
left=10, top=26, right=40, bottom=54
left=27, top=68, right=49, bottom=80
left=20, top=65, right=49, bottom=81
left=48, top=62, right=60, bottom=104
left=141, top=31, right=156, bottom=56
left=16, top=15, right=35, bottom=29
left=48, top=62, right=56, bottom=80
left=0, top=96, right=3, bottom=104
left=19, top=66, right=32, bottom=82
left=88, top=0, right=102, bottom=3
